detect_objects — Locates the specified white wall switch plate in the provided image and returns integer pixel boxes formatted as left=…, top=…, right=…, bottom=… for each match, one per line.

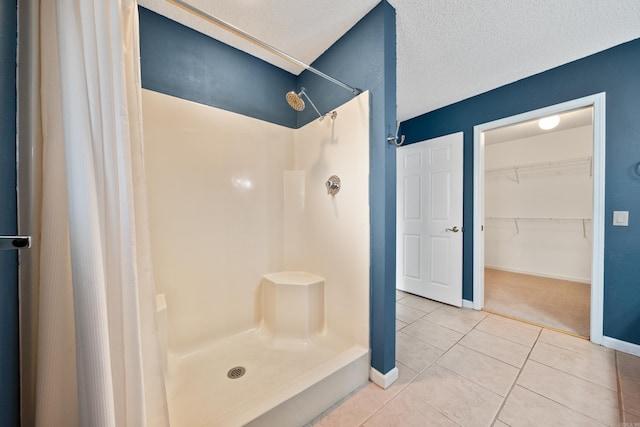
left=613, top=211, right=629, bottom=226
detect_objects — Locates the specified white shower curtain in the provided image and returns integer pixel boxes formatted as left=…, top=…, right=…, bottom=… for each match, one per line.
left=35, top=0, right=169, bottom=426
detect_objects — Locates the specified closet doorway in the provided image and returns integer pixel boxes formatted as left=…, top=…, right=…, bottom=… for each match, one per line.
left=473, top=94, right=606, bottom=343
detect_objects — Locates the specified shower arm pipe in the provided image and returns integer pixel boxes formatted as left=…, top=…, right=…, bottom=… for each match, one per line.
left=168, top=0, right=363, bottom=96
left=301, top=90, right=323, bottom=119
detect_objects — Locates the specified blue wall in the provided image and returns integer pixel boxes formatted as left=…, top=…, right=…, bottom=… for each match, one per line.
left=139, top=2, right=398, bottom=374
left=401, top=38, right=640, bottom=345
left=139, top=7, right=297, bottom=128
left=0, top=0, right=19, bottom=425
left=298, top=2, right=397, bottom=375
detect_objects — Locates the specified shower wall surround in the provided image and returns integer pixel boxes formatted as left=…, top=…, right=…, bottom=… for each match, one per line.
left=143, top=89, right=291, bottom=352
left=142, top=88, right=370, bottom=425
left=287, top=95, right=370, bottom=347
left=142, top=87, right=370, bottom=358
left=139, top=0, right=397, bottom=380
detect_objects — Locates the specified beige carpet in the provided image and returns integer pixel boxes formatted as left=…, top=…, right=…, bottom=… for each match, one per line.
left=484, top=268, right=590, bottom=337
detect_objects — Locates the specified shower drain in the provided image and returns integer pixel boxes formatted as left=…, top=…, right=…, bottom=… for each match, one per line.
left=227, top=366, right=246, bottom=379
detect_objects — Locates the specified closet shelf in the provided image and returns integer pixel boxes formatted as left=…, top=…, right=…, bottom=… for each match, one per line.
left=485, top=156, right=593, bottom=183
left=486, top=217, right=593, bottom=221
left=485, top=217, right=592, bottom=238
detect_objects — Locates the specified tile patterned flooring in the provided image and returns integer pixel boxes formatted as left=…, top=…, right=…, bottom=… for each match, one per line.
left=619, top=351, right=640, bottom=424
left=312, top=291, right=637, bottom=427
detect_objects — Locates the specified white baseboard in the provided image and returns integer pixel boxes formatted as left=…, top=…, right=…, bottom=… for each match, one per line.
left=485, top=264, right=591, bottom=284
left=462, top=299, right=474, bottom=309
left=370, top=366, right=399, bottom=390
left=602, top=336, right=640, bottom=357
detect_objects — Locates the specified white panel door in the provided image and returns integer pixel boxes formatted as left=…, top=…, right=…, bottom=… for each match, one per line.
left=396, top=132, right=463, bottom=306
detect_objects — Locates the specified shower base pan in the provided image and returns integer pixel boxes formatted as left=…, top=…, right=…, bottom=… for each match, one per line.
left=164, top=331, right=369, bottom=427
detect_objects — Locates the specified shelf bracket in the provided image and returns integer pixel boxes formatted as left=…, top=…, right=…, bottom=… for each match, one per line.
left=513, top=166, right=520, bottom=184
left=513, top=218, right=520, bottom=234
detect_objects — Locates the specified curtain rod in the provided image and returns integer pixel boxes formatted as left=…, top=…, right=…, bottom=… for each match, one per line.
left=167, top=0, right=362, bottom=96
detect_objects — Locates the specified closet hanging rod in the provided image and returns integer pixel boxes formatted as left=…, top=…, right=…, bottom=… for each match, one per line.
left=486, top=217, right=592, bottom=238
left=485, top=217, right=593, bottom=222
left=485, top=156, right=592, bottom=175
left=168, top=0, right=362, bottom=96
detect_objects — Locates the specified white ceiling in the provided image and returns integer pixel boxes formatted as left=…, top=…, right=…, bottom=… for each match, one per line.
left=138, top=0, right=640, bottom=122
left=484, top=107, right=593, bottom=145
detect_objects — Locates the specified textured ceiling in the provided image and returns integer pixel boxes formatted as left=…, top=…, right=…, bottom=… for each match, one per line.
left=139, top=0, right=640, bottom=122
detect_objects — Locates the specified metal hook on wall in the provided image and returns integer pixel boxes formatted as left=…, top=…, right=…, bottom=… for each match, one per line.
left=387, top=121, right=405, bottom=146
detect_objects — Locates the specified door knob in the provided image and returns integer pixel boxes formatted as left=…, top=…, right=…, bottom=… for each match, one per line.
left=445, top=226, right=460, bottom=233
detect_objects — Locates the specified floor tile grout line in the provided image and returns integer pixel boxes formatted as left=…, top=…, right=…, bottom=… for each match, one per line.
left=473, top=316, right=541, bottom=348
left=407, top=308, right=479, bottom=365
left=536, top=338, right=616, bottom=363
left=536, top=325, right=612, bottom=349
left=387, top=317, right=471, bottom=426
left=396, top=330, right=443, bottom=356
left=432, top=361, right=506, bottom=401
left=397, top=298, right=441, bottom=312
left=396, top=362, right=472, bottom=427
left=508, top=328, right=618, bottom=426
left=396, top=294, right=624, bottom=426
left=396, top=310, right=486, bottom=376
left=455, top=341, right=525, bottom=371
left=460, top=315, right=537, bottom=369
left=527, top=348, right=619, bottom=392
left=354, top=395, right=385, bottom=427
left=515, top=382, right=616, bottom=426
left=318, top=293, right=625, bottom=426
left=456, top=338, right=530, bottom=369
left=522, top=356, right=619, bottom=392
left=398, top=314, right=506, bottom=425
left=615, top=350, right=625, bottom=422
left=526, top=353, right=619, bottom=392
left=385, top=302, right=617, bottom=427
left=411, top=305, right=621, bottom=422
left=359, top=384, right=465, bottom=427
left=400, top=317, right=467, bottom=345
left=358, top=376, right=463, bottom=427
left=489, top=324, right=543, bottom=426
left=418, top=308, right=489, bottom=335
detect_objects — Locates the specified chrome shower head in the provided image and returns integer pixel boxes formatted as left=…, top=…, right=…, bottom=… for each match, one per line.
left=286, top=87, right=325, bottom=120
left=286, top=90, right=305, bottom=111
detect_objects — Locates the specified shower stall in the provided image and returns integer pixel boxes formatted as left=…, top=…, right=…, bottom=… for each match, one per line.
left=142, top=88, right=371, bottom=426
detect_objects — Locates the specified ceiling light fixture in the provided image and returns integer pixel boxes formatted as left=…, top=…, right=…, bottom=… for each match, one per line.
left=538, top=115, right=560, bottom=130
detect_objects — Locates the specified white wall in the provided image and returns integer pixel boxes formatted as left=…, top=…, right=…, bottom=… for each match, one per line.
left=485, top=125, right=593, bottom=282
left=142, top=89, right=370, bottom=354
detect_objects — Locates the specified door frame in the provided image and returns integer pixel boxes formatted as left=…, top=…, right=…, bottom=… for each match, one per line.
left=473, top=93, right=606, bottom=344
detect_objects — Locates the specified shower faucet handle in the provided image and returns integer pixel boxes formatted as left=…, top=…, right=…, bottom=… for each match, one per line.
left=326, top=175, right=341, bottom=196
